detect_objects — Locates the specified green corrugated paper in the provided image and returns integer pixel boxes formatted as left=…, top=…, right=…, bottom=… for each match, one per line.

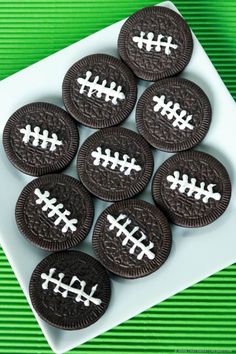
left=0, top=0, right=236, bottom=353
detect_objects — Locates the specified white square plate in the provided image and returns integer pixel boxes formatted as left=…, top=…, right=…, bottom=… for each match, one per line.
left=0, top=2, right=236, bottom=353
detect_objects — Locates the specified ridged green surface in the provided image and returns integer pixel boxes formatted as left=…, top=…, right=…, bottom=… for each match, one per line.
left=0, top=0, right=236, bottom=353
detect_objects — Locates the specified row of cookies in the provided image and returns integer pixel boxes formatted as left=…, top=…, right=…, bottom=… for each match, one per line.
left=2, top=5, right=232, bottom=332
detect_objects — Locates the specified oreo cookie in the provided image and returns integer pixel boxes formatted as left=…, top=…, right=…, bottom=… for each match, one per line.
left=92, top=199, right=172, bottom=279
left=152, top=151, right=231, bottom=227
left=118, top=6, right=193, bottom=81
left=77, top=127, right=154, bottom=201
left=29, top=251, right=111, bottom=330
left=136, top=78, right=211, bottom=152
left=3, top=102, right=79, bottom=176
left=62, top=54, right=137, bottom=128
left=16, top=174, right=94, bottom=251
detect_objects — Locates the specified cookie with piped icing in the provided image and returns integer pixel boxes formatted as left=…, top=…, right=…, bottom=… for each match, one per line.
left=152, top=151, right=231, bottom=227
left=92, top=199, right=172, bottom=279
left=62, top=54, right=137, bottom=128
left=15, top=174, right=94, bottom=251
left=29, top=251, right=111, bottom=330
left=136, top=78, right=211, bottom=152
left=77, top=127, right=154, bottom=201
left=118, top=6, right=193, bottom=81
left=3, top=102, right=79, bottom=176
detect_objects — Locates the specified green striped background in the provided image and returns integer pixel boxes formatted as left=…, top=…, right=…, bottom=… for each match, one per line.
left=0, top=0, right=236, bottom=353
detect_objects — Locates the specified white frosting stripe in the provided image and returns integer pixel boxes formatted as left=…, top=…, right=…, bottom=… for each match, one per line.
left=34, top=188, right=78, bottom=233
left=77, top=71, right=125, bottom=105
left=107, top=214, right=155, bottom=260
left=153, top=95, right=194, bottom=131
left=91, top=147, right=141, bottom=175
left=20, top=124, right=62, bottom=151
left=41, top=268, right=101, bottom=306
left=166, top=171, right=221, bottom=203
left=133, top=31, right=178, bottom=55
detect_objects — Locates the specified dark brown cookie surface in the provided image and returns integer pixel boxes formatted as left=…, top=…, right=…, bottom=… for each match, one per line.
left=77, top=127, right=154, bottom=201
left=16, top=174, right=94, bottom=251
left=118, top=6, right=193, bottom=81
left=92, top=200, right=172, bottom=279
left=3, top=102, right=79, bottom=176
left=136, top=78, right=211, bottom=152
left=62, top=54, right=137, bottom=128
left=152, top=151, right=231, bottom=227
left=29, top=251, right=111, bottom=330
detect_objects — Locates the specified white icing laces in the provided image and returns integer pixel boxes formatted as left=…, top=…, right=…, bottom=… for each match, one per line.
left=167, top=171, right=221, bottom=203
left=132, top=31, right=178, bottom=55
left=107, top=214, right=155, bottom=260
left=153, top=95, right=194, bottom=131
left=20, top=124, right=63, bottom=151
left=41, top=268, right=101, bottom=307
left=34, top=188, right=78, bottom=232
left=91, top=147, right=141, bottom=176
left=77, top=71, right=125, bottom=105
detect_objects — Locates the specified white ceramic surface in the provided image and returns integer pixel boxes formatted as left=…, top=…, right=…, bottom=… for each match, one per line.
left=0, top=2, right=235, bottom=353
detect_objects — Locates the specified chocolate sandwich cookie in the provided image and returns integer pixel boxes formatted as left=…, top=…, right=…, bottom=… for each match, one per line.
left=29, top=251, right=111, bottom=330
left=136, top=78, right=211, bottom=152
left=77, top=127, right=154, bottom=201
left=92, top=199, right=172, bottom=279
left=118, top=6, right=193, bottom=81
left=62, top=54, right=137, bottom=128
left=152, top=151, right=231, bottom=227
left=16, top=174, right=94, bottom=251
left=3, top=102, right=79, bottom=176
